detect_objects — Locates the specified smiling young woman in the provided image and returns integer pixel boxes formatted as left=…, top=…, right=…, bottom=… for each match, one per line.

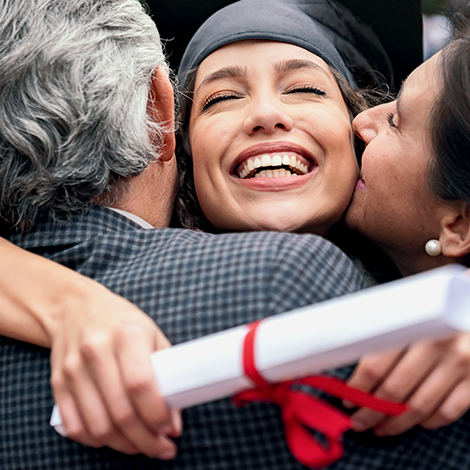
left=188, top=40, right=358, bottom=235
left=175, top=0, right=389, bottom=234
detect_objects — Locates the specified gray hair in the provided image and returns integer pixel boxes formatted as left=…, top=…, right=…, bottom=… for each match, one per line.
left=0, top=0, right=169, bottom=232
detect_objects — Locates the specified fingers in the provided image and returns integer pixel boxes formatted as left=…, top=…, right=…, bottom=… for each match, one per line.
left=49, top=299, right=179, bottom=459
left=421, top=378, right=470, bottom=429
left=117, top=326, right=178, bottom=437
left=77, top=325, right=178, bottom=458
left=372, top=360, right=459, bottom=436
left=350, top=335, right=470, bottom=437
left=375, top=335, right=470, bottom=436
left=349, top=343, right=441, bottom=433
left=344, top=349, right=404, bottom=423
left=347, top=349, right=404, bottom=395
left=52, top=352, right=139, bottom=454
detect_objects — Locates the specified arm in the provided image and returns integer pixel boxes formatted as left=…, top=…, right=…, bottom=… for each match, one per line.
left=0, top=237, right=180, bottom=458
left=0, top=236, right=59, bottom=346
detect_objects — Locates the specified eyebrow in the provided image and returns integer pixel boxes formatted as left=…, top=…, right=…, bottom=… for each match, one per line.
left=274, top=59, right=330, bottom=77
left=196, top=65, right=247, bottom=95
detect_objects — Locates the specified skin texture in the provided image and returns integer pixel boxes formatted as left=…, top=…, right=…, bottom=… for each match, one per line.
left=189, top=40, right=358, bottom=236
left=344, top=54, right=470, bottom=436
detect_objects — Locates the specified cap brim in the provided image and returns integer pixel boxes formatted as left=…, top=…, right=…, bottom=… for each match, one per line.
left=148, top=0, right=423, bottom=87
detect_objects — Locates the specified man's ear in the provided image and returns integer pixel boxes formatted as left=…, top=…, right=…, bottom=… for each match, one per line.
left=439, top=202, right=470, bottom=259
left=148, top=66, right=176, bottom=162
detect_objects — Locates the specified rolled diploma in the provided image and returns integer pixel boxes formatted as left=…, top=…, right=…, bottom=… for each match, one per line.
left=51, top=265, right=470, bottom=431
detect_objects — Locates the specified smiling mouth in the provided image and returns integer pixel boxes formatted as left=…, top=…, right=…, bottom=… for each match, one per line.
left=236, top=153, right=310, bottom=179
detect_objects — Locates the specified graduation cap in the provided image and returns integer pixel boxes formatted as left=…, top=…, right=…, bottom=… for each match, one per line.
left=147, top=0, right=422, bottom=90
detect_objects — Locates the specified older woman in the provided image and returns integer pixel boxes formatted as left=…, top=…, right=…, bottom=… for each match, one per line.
left=342, top=7, right=470, bottom=439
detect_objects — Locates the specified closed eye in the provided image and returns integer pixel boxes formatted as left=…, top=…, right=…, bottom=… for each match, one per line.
left=286, top=86, right=326, bottom=96
left=388, top=112, right=398, bottom=129
left=202, top=93, right=242, bottom=111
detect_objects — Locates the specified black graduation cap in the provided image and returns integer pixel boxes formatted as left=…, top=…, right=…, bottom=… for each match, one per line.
left=147, top=0, right=422, bottom=91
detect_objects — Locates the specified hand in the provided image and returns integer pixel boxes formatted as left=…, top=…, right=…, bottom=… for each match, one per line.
left=49, top=282, right=181, bottom=458
left=0, top=238, right=180, bottom=457
left=346, top=334, right=470, bottom=436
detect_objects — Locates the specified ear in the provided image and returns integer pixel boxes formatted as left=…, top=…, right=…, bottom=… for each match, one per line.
left=148, top=66, right=176, bottom=162
left=439, top=202, right=470, bottom=259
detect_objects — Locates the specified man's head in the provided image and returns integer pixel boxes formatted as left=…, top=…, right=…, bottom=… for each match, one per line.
left=0, top=0, right=175, bottom=232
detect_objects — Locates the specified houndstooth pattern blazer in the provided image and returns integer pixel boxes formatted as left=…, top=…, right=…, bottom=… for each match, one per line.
left=2, top=205, right=469, bottom=469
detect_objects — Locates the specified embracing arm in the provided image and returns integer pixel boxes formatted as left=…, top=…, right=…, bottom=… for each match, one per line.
left=0, top=237, right=180, bottom=458
left=0, top=236, right=70, bottom=346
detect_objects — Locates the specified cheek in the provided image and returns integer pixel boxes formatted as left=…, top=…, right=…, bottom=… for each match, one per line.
left=320, top=119, right=358, bottom=182
left=312, top=108, right=354, bottom=152
left=189, top=121, right=236, bottom=223
left=190, top=122, right=211, bottom=167
left=190, top=119, right=224, bottom=183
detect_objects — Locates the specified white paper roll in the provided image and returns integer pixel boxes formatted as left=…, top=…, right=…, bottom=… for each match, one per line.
left=51, top=265, right=470, bottom=430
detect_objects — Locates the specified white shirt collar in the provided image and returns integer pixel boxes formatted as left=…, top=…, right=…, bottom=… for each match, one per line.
left=105, top=207, right=154, bottom=230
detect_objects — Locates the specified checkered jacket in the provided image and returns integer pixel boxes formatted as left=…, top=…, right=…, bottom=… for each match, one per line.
left=2, top=206, right=469, bottom=469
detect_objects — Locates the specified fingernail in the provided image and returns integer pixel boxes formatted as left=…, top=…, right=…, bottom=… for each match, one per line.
left=171, top=409, right=182, bottom=437
left=351, top=419, right=367, bottom=432
left=342, top=399, right=355, bottom=409
left=159, top=448, right=177, bottom=460
left=159, top=424, right=174, bottom=436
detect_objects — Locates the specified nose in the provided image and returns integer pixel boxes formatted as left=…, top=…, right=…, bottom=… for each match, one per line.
left=353, top=100, right=397, bottom=146
left=352, top=107, right=380, bottom=145
left=243, top=95, right=293, bottom=136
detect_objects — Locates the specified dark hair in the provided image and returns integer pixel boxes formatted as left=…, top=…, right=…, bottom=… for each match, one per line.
left=427, top=5, right=470, bottom=209
left=175, top=65, right=388, bottom=231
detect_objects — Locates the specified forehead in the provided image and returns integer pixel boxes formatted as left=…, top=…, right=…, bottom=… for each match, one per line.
left=398, top=53, right=441, bottom=116
left=195, top=39, right=333, bottom=80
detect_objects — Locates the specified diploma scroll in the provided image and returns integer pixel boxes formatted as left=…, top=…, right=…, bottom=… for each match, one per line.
left=51, top=265, right=470, bottom=432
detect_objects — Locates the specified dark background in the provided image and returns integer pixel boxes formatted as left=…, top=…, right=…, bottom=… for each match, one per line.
left=145, top=0, right=424, bottom=86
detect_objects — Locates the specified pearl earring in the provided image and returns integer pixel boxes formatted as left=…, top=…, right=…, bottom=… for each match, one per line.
left=425, top=239, right=441, bottom=257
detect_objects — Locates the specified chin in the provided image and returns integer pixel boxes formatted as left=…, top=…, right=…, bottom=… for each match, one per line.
left=252, top=216, right=332, bottom=236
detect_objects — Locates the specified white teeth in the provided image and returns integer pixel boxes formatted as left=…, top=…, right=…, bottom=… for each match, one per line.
left=261, top=154, right=271, bottom=166
left=237, top=153, right=311, bottom=179
left=272, top=154, right=282, bottom=167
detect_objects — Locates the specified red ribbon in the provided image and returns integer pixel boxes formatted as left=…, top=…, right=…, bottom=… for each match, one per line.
left=233, top=320, right=407, bottom=469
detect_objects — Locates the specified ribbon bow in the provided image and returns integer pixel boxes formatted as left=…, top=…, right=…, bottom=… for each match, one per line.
left=233, top=320, right=407, bottom=469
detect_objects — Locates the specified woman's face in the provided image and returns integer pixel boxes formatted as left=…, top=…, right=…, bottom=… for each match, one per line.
left=345, top=53, right=446, bottom=270
left=189, top=40, right=358, bottom=235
